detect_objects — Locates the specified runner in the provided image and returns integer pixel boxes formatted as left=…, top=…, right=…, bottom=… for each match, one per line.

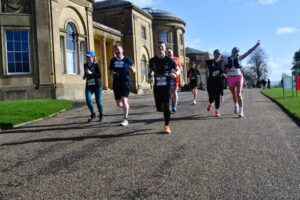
left=167, top=49, right=182, bottom=112
left=148, top=41, right=180, bottom=134
left=83, top=50, right=103, bottom=122
left=225, top=40, right=260, bottom=117
left=109, top=43, right=136, bottom=126
left=187, top=62, right=200, bottom=105
left=205, top=49, right=225, bottom=117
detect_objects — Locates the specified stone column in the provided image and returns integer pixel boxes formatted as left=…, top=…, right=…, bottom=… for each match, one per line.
left=102, top=37, right=108, bottom=89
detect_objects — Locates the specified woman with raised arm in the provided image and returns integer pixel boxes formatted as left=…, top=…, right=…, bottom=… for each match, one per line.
left=225, top=40, right=260, bottom=117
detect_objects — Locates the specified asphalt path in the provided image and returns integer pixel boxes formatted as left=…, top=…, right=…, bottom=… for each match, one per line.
left=0, top=89, right=299, bottom=199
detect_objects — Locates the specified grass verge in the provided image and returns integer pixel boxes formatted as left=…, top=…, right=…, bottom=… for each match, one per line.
left=0, top=99, right=73, bottom=129
left=261, top=88, right=300, bottom=121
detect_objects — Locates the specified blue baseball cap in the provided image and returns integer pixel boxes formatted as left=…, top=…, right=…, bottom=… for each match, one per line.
left=86, top=50, right=95, bottom=57
left=232, top=47, right=239, bottom=53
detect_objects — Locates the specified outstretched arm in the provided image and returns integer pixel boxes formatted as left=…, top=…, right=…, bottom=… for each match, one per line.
left=239, top=40, right=260, bottom=61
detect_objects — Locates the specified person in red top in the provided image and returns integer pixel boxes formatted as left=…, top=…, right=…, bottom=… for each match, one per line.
left=167, top=49, right=182, bottom=112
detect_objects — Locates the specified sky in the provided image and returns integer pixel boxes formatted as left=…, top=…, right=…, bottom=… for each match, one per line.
left=95, top=0, right=300, bottom=82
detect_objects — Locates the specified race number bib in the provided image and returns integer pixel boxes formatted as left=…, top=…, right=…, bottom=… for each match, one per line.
left=212, top=70, right=220, bottom=77
left=87, top=79, right=96, bottom=86
left=156, top=76, right=167, bottom=86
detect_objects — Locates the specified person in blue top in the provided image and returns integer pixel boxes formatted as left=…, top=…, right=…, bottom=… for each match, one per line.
left=83, top=50, right=103, bottom=122
left=109, top=43, right=136, bottom=126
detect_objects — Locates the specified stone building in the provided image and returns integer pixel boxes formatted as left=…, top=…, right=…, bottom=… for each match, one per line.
left=142, top=7, right=187, bottom=85
left=0, top=0, right=186, bottom=100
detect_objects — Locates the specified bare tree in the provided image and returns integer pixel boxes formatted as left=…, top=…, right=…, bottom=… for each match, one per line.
left=246, top=47, right=269, bottom=87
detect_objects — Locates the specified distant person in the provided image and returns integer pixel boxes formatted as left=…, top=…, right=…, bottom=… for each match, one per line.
left=109, top=43, right=136, bottom=126
left=83, top=50, right=103, bottom=122
left=267, top=79, right=271, bottom=89
left=225, top=40, right=260, bottom=117
left=167, top=49, right=182, bottom=113
left=187, top=62, right=200, bottom=105
left=148, top=41, right=180, bottom=134
left=205, top=49, right=225, bottom=117
left=262, top=79, right=267, bottom=88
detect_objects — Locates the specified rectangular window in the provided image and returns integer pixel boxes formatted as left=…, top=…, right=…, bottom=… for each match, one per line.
left=79, top=41, right=85, bottom=75
left=159, top=31, right=172, bottom=43
left=5, top=30, right=31, bottom=74
left=60, top=36, right=65, bottom=74
left=141, top=26, right=146, bottom=40
left=159, top=31, right=168, bottom=43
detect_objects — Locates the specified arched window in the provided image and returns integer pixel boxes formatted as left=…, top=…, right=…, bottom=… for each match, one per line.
left=66, top=23, right=78, bottom=74
left=141, top=55, right=148, bottom=82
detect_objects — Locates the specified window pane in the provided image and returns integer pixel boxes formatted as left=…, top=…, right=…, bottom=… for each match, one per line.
left=23, top=53, right=29, bottom=62
left=15, top=53, right=22, bottom=62
left=14, top=32, right=21, bottom=41
left=23, top=62, right=30, bottom=72
left=7, top=42, right=14, bottom=51
left=60, top=36, right=65, bottom=74
left=160, top=32, right=168, bottom=43
left=14, top=42, right=21, bottom=51
left=8, top=63, right=15, bottom=73
left=22, top=42, right=29, bottom=51
left=16, top=63, right=23, bottom=72
left=6, top=31, right=13, bottom=41
left=66, top=23, right=78, bottom=74
left=8, top=53, right=15, bottom=63
left=21, top=31, right=28, bottom=41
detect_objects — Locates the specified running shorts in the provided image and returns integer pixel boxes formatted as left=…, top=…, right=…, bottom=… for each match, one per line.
left=227, top=74, right=244, bottom=88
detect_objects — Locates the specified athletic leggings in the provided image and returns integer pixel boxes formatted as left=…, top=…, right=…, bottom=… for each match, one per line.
left=154, top=87, right=171, bottom=126
left=207, top=76, right=223, bottom=109
left=85, top=86, right=103, bottom=115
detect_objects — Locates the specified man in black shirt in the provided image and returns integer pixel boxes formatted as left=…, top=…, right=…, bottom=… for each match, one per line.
left=148, top=41, right=180, bottom=134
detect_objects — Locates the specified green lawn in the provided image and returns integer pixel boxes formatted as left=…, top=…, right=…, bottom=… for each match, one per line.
left=262, top=88, right=300, bottom=120
left=0, top=99, right=73, bottom=129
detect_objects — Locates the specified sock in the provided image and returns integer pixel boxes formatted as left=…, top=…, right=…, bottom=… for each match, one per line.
left=239, top=106, right=243, bottom=114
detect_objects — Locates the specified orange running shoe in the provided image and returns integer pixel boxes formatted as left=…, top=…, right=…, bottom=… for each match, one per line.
left=163, top=125, right=171, bottom=134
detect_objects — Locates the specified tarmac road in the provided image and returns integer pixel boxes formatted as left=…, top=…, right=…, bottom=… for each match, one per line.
left=0, top=89, right=299, bottom=199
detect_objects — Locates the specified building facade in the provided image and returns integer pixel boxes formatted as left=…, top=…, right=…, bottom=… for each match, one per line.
left=93, top=0, right=154, bottom=93
left=0, top=0, right=186, bottom=100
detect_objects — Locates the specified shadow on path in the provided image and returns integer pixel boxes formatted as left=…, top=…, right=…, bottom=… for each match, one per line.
left=1, top=128, right=154, bottom=146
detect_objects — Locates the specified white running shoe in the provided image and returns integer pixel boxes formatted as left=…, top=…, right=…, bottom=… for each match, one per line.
left=120, top=119, right=129, bottom=126
left=192, top=100, right=196, bottom=105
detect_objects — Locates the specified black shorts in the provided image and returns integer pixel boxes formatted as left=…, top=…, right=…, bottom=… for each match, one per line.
left=153, top=86, right=171, bottom=112
left=190, top=80, right=198, bottom=89
left=113, top=83, right=130, bottom=100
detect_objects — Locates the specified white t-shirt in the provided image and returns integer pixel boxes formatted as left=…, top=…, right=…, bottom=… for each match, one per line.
left=227, top=56, right=242, bottom=76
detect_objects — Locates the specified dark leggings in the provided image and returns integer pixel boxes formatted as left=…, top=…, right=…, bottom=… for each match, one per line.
left=154, top=87, right=171, bottom=126
left=207, top=77, right=223, bottom=109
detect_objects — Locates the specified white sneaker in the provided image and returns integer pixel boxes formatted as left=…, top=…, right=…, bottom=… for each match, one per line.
left=192, top=100, right=196, bottom=105
left=120, top=119, right=129, bottom=126
left=238, top=113, right=244, bottom=117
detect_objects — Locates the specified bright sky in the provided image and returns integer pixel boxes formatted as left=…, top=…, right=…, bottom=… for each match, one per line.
left=95, top=0, right=300, bottom=82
